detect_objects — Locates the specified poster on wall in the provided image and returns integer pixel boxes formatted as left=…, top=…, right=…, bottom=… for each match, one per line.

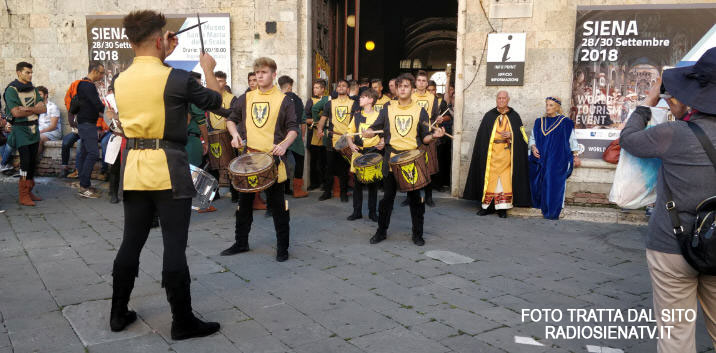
left=570, top=4, right=716, bottom=159
left=86, top=14, right=231, bottom=98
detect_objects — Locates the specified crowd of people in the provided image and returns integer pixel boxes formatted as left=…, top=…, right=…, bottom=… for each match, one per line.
left=1, top=9, right=714, bottom=350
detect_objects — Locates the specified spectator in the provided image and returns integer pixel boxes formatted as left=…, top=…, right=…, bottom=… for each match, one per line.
left=60, top=120, right=80, bottom=178
left=278, top=75, right=308, bottom=198
left=36, top=86, right=61, bottom=156
left=620, top=48, right=716, bottom=353
left=75, top=62, right=106, bottom=198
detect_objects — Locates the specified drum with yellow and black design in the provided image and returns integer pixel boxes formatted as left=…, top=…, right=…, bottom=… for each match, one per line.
left=419, top=140, right=439, bottom=175
left=354, top=153, right=384, bottom=184
left=228, top=152, right=277, bottom=192
left=389, top=150, right=431, bottom=192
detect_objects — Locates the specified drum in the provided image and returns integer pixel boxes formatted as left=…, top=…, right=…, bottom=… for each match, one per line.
left=190, top=164, right=219, bottom=210
left=419, top=140, right=439, bottom=175
left=208, top=130, right=236, bottom=170
left=354, top=153, right=383, bottom=184
left=228, top=152, right=277, bottom=192
left=389, top=150, right=431, bottom=192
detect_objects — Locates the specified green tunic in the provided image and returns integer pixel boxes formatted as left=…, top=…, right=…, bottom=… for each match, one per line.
left=185, top=104, right=206, bottom=167
left=310, top=96, right=331, bottom=148
left=4, top=86, right=43, bottom=148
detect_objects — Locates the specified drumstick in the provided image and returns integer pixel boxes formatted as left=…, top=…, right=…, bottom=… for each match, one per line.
left=169, top=21, right=207, bottom=37
left=430, top=108, right=452, bottom=128
left=422, top=122, right=453, bottom=139
left=344, top=130, right=384, bottom=136
left=197, top=13, right=205, bottom=53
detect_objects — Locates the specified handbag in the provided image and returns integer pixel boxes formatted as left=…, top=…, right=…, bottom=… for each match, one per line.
left=602, top=138, right=620, bottom=164
left=664, top=121, right=716, bottom=274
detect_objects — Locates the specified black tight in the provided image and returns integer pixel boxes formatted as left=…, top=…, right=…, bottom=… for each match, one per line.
left=18, top=142, right=38, bottom=179
left=114, top=190, right=191, bottom=273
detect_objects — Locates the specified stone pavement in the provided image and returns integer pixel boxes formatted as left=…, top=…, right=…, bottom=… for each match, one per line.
left=0, top=177, right=713, bottom=353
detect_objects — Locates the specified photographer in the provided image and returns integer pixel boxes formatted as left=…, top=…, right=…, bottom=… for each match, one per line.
left=620, top=48, right=716, bottom=353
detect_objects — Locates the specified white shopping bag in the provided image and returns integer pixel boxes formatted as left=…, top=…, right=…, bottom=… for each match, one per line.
left=104, top=134, right=122, bottom=165
left=608, top=107, right=668, bottom=209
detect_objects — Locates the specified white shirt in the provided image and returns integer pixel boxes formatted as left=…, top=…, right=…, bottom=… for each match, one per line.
left=39, top=100, right=61, bottom=135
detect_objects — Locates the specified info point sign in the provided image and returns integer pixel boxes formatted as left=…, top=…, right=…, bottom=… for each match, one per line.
left=569, top=4, right=716, bottom=159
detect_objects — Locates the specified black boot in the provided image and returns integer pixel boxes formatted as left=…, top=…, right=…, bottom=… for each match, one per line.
left=273, top=205, right=290, bottom=262
left=220, top=211, right=250, bottom=256
left=424, top=186, right=435, bottom=207
left=347, top=210, right=362, bottom=221
left=164, top=269, right=220, bottom=340
left=110, top=264, right=138, bottom=332
left=368, top=211, right=378, bottom=222
left=108, top=167, right=120, bottom=204
left=410, top=196, right=426, bottom=246
left=497, top=209, right=507, bottom=218
left=371, top=200, right=391, bottom=244
left=318, top=190, right=332, bottom=201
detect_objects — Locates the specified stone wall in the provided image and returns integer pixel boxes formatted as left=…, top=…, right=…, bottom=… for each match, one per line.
left=452, top=0, right=707, bottom=204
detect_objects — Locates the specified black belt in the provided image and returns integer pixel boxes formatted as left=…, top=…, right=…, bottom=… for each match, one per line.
left=188, top=132, right=201, bottom=138
left=126, top=138, right=184, bottom=150
left=12, top=120, right=39, bottom=126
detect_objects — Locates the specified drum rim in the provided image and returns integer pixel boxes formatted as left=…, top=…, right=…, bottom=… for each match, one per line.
left=355, top=153, right=383, bottom=167
left=389, top=149, right=422, bottom=164
left=228, top=152, right=275, bottom=176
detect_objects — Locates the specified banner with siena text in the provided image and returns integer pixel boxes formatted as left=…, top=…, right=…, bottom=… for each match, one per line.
left=570, top=4, right=716, bottom=159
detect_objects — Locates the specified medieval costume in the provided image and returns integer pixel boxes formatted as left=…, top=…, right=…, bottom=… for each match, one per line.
left=463, top=107, right=531, bottom=215
left=528, top=99, right=579, bottom=220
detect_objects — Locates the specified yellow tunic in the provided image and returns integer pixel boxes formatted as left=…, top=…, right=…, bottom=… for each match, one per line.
left=208, top=90, right=234, bottom=130
left=348, top=109, right=380, bottom=172
left=483, top=114, right=513, bottom=208
left=327, top=96, right=355, bottom=147
left=411, top=91, right=436, bottom=120
left=374, top=95, right=391, bottom=112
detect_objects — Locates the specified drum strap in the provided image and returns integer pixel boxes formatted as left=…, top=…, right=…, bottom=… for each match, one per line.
left=126, top=138, right=185, bottom=151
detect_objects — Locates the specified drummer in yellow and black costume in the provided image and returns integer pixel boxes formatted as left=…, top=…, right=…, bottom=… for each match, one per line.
left=346, top=88, right=385, bottom=222
left=363, top=73, right=445, bottom=246
left=370, top=79, right=391, bottom=112
left=410, top=70, right=441, bottom=207
left=316, top=79, right=359, bottom=202
left=221, top=57, right=299, bottom=263
left=110, top=10, right=224, bottom=340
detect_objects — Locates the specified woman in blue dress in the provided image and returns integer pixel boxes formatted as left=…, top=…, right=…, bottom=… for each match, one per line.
left=528, top=97, right=581, bottom=219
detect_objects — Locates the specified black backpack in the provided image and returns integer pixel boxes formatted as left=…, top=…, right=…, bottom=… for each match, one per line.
left=665, top=121, right=716, bottom=274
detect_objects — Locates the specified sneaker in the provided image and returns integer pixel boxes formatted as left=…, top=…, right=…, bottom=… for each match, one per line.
left=78, top=187, right=100, bottom=199
left=0, top=164, right=12, bottom=172
left=67, top=170, right=79, bottom=179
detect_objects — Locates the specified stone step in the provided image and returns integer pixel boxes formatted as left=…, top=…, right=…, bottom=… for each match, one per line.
left=509, top=206, right=648, bottom=225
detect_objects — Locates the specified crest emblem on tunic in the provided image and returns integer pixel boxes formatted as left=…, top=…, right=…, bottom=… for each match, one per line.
left=395, top=115, right=413, bottom=137
left=336, top=106, right=349, bottom=122
left=375, top=104, right=384, bottom=111
left=210, top=142, right=222, bottom=158
left=417, top=100, right=428, bottom=109
left=251, top=102, right=270, bottom=128
left=401, top=162, right=418, bottom=185
left=247, top=175, right=259, bottom=188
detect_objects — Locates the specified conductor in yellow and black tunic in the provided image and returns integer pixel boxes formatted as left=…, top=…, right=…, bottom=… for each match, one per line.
left=109, top=11, right=224, bottom=341
left=363, top=73, right=445, bottom=246
left=221, top=57, right=299, bottom=262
